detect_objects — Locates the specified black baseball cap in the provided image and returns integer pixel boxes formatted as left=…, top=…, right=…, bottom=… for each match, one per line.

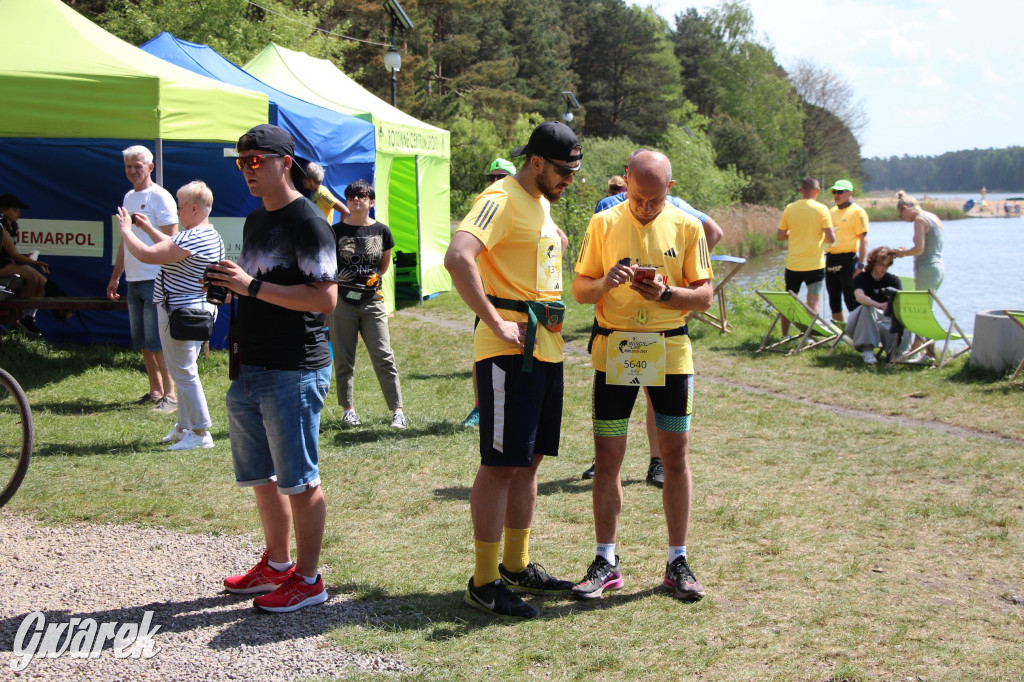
left=236, top=123, right=295, bottom=157
left=511, top=121, right=582, bottom=163
left=0, top=194, right=28, bottom=209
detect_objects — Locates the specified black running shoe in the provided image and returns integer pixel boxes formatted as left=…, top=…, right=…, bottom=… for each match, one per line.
left=572, top=555, right=624, bottom=599
left=463, top=577, right=538, bottom=618
left=581, top=462, right=595, bottom=480
left=663, top=555, right=705, bottom=602
left=646, top=457, right=665, bottom=488
left=16, top=316, right=41, bottom=336
left=499, top=562, right=573, bottom=595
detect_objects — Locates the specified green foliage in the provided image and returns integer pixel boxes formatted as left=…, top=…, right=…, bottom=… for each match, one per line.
left=660, top=124, right=745, bottom=209
left=97, top=0, right=351, bottom=66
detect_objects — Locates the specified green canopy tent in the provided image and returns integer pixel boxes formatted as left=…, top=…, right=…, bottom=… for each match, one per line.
left=0, top=0, right=268, bottom=346
left=0, top=0, right=268, bottom=176
left=245, top=43, right=451, bottom=310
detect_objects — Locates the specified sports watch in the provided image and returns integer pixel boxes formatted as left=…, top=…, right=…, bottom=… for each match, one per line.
left=659, top=284, right=672, bottom=302
left=248, top=278, right=263, bottom=298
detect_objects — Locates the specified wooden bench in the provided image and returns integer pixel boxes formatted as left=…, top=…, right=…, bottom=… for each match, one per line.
left=0, top=296, right=127, bottom=327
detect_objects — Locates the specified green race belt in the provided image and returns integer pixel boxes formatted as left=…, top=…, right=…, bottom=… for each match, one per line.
left=486, top=295, right=565, bottom=372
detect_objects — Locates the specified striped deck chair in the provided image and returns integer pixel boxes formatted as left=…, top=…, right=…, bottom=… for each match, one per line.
left=756, top=290, right=844, bottom=355
left=890, top=289, right=971, bottom=369
left=1004, top=310, right=1024, bottom=386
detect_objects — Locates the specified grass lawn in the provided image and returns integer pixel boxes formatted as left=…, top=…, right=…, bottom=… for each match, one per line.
left=2, top=287, right=1023, bottom=681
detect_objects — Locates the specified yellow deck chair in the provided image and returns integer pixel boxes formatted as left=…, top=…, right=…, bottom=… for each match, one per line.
left=756, top=290, right=844, bottom=355
left=890, top=289, right=971, bottom=368
left=687, top=254, right=746, bottom=333
left=1004, top=310, right=1024, bottom=386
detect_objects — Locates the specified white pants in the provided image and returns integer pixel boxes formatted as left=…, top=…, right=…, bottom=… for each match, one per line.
left=157, top=305, right=214, bottom=431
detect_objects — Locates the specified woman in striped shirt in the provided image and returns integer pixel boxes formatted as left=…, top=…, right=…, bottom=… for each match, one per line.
left=116, top=181, right=225, bottom=451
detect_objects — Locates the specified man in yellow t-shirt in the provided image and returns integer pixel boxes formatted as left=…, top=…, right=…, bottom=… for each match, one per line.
left=301, top=161, right=350, bottom=225
left=777, top=176, right=836, bottom=336
left=825, top=179, right=869, bottom=322
left=445, top=121, right=581, bottom=618
left=571, top=150, right=713, bottom=603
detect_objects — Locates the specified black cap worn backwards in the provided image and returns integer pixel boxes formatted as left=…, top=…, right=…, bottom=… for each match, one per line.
left=510, top=121, right=582, bottom=163
left=237, top=123, right=295, bottom=157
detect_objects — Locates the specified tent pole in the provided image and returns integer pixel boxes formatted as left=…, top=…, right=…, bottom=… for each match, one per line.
left=415, top=155, right=423, bottom=306
left=155, top=138, right=164, bottom=187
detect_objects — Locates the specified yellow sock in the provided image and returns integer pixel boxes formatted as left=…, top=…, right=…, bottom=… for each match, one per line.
left=502, top=527, right=531, bottom=573
left=473, top=539, right=501, bottom=587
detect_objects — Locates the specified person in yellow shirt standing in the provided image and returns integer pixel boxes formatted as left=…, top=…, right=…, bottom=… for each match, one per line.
left=777, top=176, right=836, bottom=336
left=825, top=179, right=869, bottom=322
left=445, top=122, right=580, bottom=618
left=302, top=161, right=350, bottom=225
left=571, top=150, right=713, bottom=602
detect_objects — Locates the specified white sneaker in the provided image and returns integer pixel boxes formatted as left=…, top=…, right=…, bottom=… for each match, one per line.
left=391, top=412, right=407, bottom=429
left=168, top=431, right=214, bottom=451
left=343, top=409, right=361, bottom=427
left=861, top=350, right=877, bottom=365
left=161, top=428, right=188, bottom=443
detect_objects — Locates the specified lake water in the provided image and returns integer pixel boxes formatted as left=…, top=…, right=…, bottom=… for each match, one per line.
left=728, top=216, right=1024, bottom=335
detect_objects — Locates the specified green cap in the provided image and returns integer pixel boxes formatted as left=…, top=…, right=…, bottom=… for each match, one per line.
left=829, top=179, right=854, bottom=192
left=487, top=158, right=516, bottom=175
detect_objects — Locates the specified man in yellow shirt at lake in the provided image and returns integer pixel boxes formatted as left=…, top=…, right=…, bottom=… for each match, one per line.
left=825, top=179, right=869, bottom=322
left=777, top=176, right=836, bottom=336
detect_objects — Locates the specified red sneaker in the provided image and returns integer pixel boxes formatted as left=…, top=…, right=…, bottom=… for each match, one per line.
left=254, top=574, right=328, bottom=613
left=223, top=552, right=294, bottom=594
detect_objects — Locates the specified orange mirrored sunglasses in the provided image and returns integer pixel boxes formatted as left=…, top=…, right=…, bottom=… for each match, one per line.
left=235, top=153, right=283, bottom=171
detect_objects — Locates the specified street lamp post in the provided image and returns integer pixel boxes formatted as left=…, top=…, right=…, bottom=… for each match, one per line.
left=383, top=0, right=413, bottom=108
left=561, top=91, right=580, bottom=125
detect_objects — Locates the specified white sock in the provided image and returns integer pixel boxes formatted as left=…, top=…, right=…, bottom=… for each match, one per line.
left=268, top=558, right=294, bottom=572
left=302, top=573, right=319, bottom=585
left=596, top=543, right=616, bottom=565
left=669, top=546, right=686, bottom=563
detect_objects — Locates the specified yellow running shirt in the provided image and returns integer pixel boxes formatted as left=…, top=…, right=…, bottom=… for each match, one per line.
left=575, top=201, right=712, bottom=374
left=456, top=177, right=564, bottom=363
left=780, top=198, right=833, bottom=271
left=827, top=202, right=869, bottom=254
left=311, top=185, right=342, bottom=224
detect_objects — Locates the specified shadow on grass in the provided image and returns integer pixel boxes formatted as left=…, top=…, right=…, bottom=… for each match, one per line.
left=0, top=591, right=383, bottom=653
left=336, top=584, right=676, bottom=644
left=326, top=419, right=464, bottom=446
left=0, top=335, right=141, bottom=391
left=26, top=398, right=140, bottom=416
left=432, top=476, right=649, bottom=502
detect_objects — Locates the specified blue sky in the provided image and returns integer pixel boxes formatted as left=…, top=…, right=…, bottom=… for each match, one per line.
left=634, top=0, right=1024, bottom=158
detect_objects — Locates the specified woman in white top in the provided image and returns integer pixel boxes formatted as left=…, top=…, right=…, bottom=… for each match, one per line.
left=116, top=181, right=225, bottom=451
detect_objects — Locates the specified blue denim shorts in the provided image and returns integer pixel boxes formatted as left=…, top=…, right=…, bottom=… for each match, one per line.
left=126, top=279, right=161, bottom=352
left=226, top=364, right=331, bottom=494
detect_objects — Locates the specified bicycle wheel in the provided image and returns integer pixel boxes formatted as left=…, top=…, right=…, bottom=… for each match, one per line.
left=0, top=367, right=32, bottom=508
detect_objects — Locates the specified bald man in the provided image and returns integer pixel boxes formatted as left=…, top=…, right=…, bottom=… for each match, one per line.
left=571, top=150, right=713, bottom=603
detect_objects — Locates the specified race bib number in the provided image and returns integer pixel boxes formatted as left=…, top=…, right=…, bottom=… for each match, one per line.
left=606, top=332, right=666, bottom=386
left=536, top=234, right=562, bottom=292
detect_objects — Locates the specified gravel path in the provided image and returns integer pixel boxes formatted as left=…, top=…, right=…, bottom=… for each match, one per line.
left=0, top=513, right=410, bottom=680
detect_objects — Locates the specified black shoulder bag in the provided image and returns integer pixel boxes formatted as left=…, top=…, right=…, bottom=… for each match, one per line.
left=161, top=271, right=214, bottom=341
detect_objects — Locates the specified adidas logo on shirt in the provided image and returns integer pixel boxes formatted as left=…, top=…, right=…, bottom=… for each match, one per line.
left=664, top=248, right=677, bottom=257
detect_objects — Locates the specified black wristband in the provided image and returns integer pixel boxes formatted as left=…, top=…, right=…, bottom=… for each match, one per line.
left=248, top=278, right=262, bottom=298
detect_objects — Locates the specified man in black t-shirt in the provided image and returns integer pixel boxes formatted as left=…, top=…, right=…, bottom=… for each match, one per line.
left=846, top=246, right=906, bottom=364
left=206, top=124, right=338, bottom=614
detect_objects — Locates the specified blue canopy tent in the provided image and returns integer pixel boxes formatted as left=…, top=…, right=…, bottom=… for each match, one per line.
left=140, top=32, right=375, bottom=219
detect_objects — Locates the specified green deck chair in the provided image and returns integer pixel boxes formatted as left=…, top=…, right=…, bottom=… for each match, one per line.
left=756, top=290, right=843, bottom=355
left=1004, top=310, right=1024, bottom=386
left=890, top=289, right=972, bottom=368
